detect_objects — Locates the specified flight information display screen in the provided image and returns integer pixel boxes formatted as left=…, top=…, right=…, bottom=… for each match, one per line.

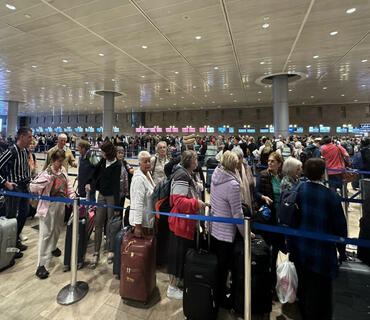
left=309, top=126, right=319, bottom=133
left=319, top=126, right=331, bottom=133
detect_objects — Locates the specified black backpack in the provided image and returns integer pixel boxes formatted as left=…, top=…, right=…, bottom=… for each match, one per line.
left=152, top=175, right=173, bottom=213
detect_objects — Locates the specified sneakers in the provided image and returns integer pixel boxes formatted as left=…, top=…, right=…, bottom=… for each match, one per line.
left=14, top=252, right=23, bottom=259
left=35, top=266, right=49, bottom=279
left=51, top=248, right=62, bottom=257
left=19, top=233, right=28, bottom=241
left=16, top=241, right=27, bottom=251
left=167, top=285, right=183, bottom=300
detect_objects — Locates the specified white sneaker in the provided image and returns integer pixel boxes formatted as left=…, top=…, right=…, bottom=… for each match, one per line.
left=19, top=233, right=28, bottom=241
left=167, top=285, right=183, bottom=299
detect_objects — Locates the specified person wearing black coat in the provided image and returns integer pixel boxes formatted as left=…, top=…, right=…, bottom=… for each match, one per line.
left=255, top=151, right=286, bottom=288
left=86, top=141, right=121, bottom=268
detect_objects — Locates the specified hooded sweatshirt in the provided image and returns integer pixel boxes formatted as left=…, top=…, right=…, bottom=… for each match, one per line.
left=210, top=167, right=244, bottom=243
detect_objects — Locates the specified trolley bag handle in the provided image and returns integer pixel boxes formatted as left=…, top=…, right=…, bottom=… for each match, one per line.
left=195, top=204, right=211, bottom=252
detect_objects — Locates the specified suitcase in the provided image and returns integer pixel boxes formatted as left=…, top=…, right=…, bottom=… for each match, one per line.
left=106, top=214, right=122, bottom=252
left=357, top=217, right=370, bottom=266
left=0, top=217, right=17, bottom=271
left=63, top=217, right=88, bottom=271
left=120, top=232, right=156, bottom=303
left=232, top=235, right=272, bottom=315
left=113, top=226, right=133, bottom=278
left=333, top=260, right=370, bottom=320
left=183, top=212, right=218, bottom=320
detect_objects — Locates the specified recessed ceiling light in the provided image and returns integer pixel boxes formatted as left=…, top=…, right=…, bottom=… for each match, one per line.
left=258, top=98, right=261, bottom=101
left=173, top=103, right=176, bottom=106
left=62, top=84, right=66, bottom=87
left=181, top=96, right=184, bottom=99
left=112, top=79, right=115, bottom=81
left=62, top=59, right=68, bottom=63
left=230, top=93, right=233, bottom=96
left=41, top=87, right=45, bottom=89
left=195, top=36, right=202, bottom=40
left=313, top=55, right=319, bottom=59
left=260, top=61, right=265, bottom=65
left=288, top=89, right=292, bottom=92
left=192, top=102, right=195, bottom=104
left=193, top=86, right=196, bottom=88
left=346, top=8, right=356, bottom=14
left=354, top=99, right=358, bottom=102
left=306, top=65, right=311, bottom=68
left=141, top=75, right=145, bottom=78
left=141, top=45, right=148, bottom=49
left=214, top=66, right=219, bottom=70
left=98, top=53, right=104, bottom=56
left=361, top=59, right=368, bottom=63
left=330, top=31, right=338, bottom=36
left=160, top=97, right=163, bottom=100
left=5, top=69, right=11, bottom=72
left=24, top=14, right=31, bottom=18
left=5, top=4, right=16, bottom=10
left=204, top=95, right=207, bottom=97
left=361, top=84, right=366, bottom=87
left=85, top=82, right=88, bottom=84
left=174, top=71, right=179, bottom=74
left=31, top=65, right=37, bottom=68
left=341, top=94, right=345, bottom=96
left=310, top=96, right=314, bottom=98
left=262, top=23, right=270, bottom=29
left=233, top=100, right=237, bottom=102
left=342, top=73, right=347, bottom=76
left=258, top=91, right=262, bottom=94
left=212, top=101, right=215, bottom=103
left=323, top=87, right=327, bottom=90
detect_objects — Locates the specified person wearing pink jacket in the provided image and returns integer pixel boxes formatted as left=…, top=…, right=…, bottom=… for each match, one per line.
left=30, top=150, right=75, bottom=279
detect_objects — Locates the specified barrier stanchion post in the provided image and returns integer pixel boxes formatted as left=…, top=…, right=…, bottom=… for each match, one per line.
left=342, top=183, right=348, bottom=220
left=57, top=198, right=89, bottom=305
left=244, top=217, right=252, bottom=320
left=324, top=169, right=329, bottom=187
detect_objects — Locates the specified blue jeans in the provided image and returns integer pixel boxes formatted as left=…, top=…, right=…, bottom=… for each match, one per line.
left=328, top=174, right=343, bottom=196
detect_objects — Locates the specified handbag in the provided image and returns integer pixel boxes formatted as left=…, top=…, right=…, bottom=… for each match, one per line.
left=336, top=146, right=358, bottom=183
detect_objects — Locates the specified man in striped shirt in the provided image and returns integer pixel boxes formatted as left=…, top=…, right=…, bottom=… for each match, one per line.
left=0, top=127, right=33, bottom=255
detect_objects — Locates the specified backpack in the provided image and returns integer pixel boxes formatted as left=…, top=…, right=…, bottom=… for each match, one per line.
left=342, top=142, right=354, bottom=156
left=279, top=182, right=304, bottom=228
left=152, top=175, right=173, bottom=214
left=300, top=149, right=313, bottom=166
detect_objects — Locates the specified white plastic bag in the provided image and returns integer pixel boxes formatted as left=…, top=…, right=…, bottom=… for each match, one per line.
left=276, top=260, right=298, bottom=304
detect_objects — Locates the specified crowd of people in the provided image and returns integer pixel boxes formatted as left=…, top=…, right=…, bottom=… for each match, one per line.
left=0, top=128, right=369, bottom=319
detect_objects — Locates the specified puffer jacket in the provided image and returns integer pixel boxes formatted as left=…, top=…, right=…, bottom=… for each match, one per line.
left=169, top=165, right=199, bottom=240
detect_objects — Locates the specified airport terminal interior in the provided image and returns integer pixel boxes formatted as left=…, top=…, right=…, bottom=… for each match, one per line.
left=0, top=0, right=370, bottom=319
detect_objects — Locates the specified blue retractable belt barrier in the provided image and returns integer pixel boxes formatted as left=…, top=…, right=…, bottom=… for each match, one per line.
left=1, top=189, right=369, bottom=248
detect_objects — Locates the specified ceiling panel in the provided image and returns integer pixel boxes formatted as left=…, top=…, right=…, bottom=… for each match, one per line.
left=0, top=0, right=368, bottom=115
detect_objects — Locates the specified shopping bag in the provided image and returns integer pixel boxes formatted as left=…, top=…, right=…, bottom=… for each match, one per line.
left=276, top=260, right=298, bottom=304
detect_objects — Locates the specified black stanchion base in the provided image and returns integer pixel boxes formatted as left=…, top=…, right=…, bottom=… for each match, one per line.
left=57, top=281, right=89, bottom=305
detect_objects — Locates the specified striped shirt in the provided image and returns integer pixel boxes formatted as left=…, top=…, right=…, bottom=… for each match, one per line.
left=0, top=144, right=30, bottom=185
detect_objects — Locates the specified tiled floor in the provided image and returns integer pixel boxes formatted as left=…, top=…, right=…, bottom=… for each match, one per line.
left=0, top=154, right=362, bottom=320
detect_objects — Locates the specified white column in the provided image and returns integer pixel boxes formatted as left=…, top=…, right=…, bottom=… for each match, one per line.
left=7, top=101, right=19, bottom=137
left=272, top=75, right=289, bottom=137
left=103, top=92, right=114, bottom=139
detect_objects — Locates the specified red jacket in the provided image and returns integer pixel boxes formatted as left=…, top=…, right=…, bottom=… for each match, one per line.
left=169, top=165, right=199, bottom=240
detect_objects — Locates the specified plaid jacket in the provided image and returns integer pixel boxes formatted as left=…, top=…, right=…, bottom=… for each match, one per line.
left=289, top=181, right=347, bottom=278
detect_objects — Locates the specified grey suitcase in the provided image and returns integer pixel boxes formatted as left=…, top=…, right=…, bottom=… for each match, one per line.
left=0, top=217, right=18, bottom=271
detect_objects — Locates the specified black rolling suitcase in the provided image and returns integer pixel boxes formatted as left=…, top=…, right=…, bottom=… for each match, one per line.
left=205, top=158, right=218, bottom=192
left=113, top=226, right=132, bottom=278
left=333, top=260, right=370, bottom=320
left=183, top=209, right=218, bottom=320
left=156, top=215, right=170, bottom=267
left=232, top=234, right=272, bottom=316
left=63, top=204, right=89, bottom=271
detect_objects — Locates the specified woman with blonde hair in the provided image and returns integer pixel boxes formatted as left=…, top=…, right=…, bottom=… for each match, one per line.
left=260, top=139, right=273, bottom=168
left=209, top=150, right=245, bottom=307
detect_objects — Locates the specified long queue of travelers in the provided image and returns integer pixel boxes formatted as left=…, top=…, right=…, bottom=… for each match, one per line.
left=1, top=127, right=369, bottom=319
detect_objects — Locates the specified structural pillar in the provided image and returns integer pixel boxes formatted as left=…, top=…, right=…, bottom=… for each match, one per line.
left=7, top=101, right=19, bottom=138
left=103, top=92, right=114, bottom=139
left=95, top=90, right=121, bottom=139
left=272, top=75, right=289, bottom=138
